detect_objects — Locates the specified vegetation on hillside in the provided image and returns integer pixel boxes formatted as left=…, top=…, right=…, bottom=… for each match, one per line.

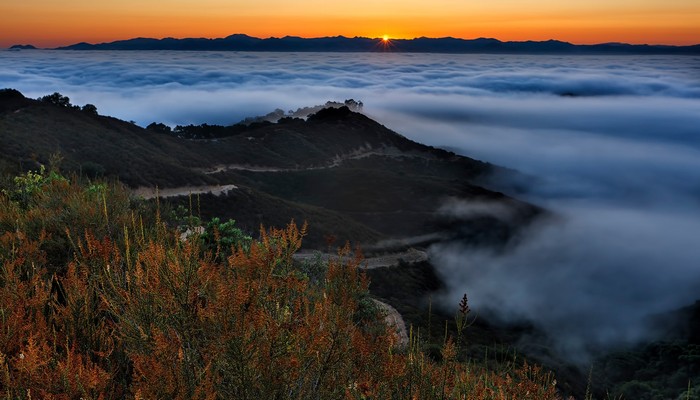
left=591, top=341, right=700, bottom=399
left=38, top=92, right=98, bottom=115
left=0, top=167, right=561, bottom=399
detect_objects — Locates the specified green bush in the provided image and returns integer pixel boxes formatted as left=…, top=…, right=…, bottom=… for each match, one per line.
left=199, top=217, right=253, bottom=259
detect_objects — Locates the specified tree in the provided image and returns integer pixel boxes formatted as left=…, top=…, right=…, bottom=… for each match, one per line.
left=146, top=122, right=172, bottom=134
left=81, top=103, right=98, bottom=115
left=39, top=92, right=72, bottom=107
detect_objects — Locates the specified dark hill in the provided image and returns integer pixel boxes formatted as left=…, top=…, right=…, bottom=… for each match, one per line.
left=9, top=44, right=37, bottom=50
left=0, top=89, right=212, bottom=187
left=0, top=89, right=538, bottom=248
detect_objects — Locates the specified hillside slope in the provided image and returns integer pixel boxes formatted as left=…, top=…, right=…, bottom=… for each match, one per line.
left=0, top=89, right=537, bottom=248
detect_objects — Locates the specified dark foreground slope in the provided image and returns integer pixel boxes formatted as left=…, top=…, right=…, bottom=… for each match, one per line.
left=0, top=89, right=537, bottom=248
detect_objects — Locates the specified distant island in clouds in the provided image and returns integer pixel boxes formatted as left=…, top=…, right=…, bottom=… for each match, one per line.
left=9, top=44, right=37, bottom=50
left=11, top=34, right=700, bottom=54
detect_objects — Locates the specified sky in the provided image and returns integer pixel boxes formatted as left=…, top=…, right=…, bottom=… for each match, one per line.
left=1, top=0, right=699, bottom=48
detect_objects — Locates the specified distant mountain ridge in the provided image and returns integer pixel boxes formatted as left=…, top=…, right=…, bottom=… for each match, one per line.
left=53, top=34, right=700, bottom=54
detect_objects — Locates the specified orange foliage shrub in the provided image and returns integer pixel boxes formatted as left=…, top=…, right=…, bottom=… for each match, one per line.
left=0, top=173, right=561, bottom=399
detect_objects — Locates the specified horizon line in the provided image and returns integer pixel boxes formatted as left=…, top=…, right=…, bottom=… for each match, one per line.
left=8, top=33, right=700, bottom=49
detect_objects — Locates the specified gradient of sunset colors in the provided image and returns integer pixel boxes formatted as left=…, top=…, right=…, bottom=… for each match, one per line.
left=2, top=0, right=699, bottom=48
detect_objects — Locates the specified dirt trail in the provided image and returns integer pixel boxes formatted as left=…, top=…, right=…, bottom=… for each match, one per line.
left=292, top=248, right=428, bottom=269
left=199, top=146, right=410, bottom=175
left=373, top=299, right=409, bottom=348
left=132, top=184, right=238, bottom=199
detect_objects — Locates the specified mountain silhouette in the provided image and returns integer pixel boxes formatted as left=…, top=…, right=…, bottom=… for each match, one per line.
left=8, top=44, right=37, bottom=50
left=55, top=34, right=700, bottom=54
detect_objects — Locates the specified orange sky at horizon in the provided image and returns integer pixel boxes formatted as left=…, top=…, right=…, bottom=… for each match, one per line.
left=1, top=0, right=698, bottom=48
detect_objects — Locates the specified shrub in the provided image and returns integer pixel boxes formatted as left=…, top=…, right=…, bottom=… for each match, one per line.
left=81, top=103, right=98, bottom=115
left=39, top=92, right=73, bottom=108
left=146, top=122, right=172, bottom=134
left=0, top=172, right=561, bottom=399
left=199, top=217, right=253, bottom=259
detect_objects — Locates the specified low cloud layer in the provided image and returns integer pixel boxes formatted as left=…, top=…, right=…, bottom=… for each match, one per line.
left=1, top=51, right=698, bottom=126
left=2, top=49, right=700, bottom=362
left=432, top=202, right=700, bottom=362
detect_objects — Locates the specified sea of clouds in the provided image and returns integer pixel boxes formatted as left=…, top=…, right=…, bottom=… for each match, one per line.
left=2, top=50, right=700, bottom=362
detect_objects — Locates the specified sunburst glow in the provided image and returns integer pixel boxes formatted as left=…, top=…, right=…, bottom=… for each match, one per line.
left=378, top=35, right=394, bottom=51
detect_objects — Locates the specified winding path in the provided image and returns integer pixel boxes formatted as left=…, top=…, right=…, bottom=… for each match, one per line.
left=197, top=145, right=419, bottom=175
left=132, top=184, right=238, bottom=199
left=292, top=248, right=428, bottom=270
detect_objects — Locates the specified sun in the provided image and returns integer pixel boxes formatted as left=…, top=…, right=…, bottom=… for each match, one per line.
left=377, top=34, right=394, bottom=51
